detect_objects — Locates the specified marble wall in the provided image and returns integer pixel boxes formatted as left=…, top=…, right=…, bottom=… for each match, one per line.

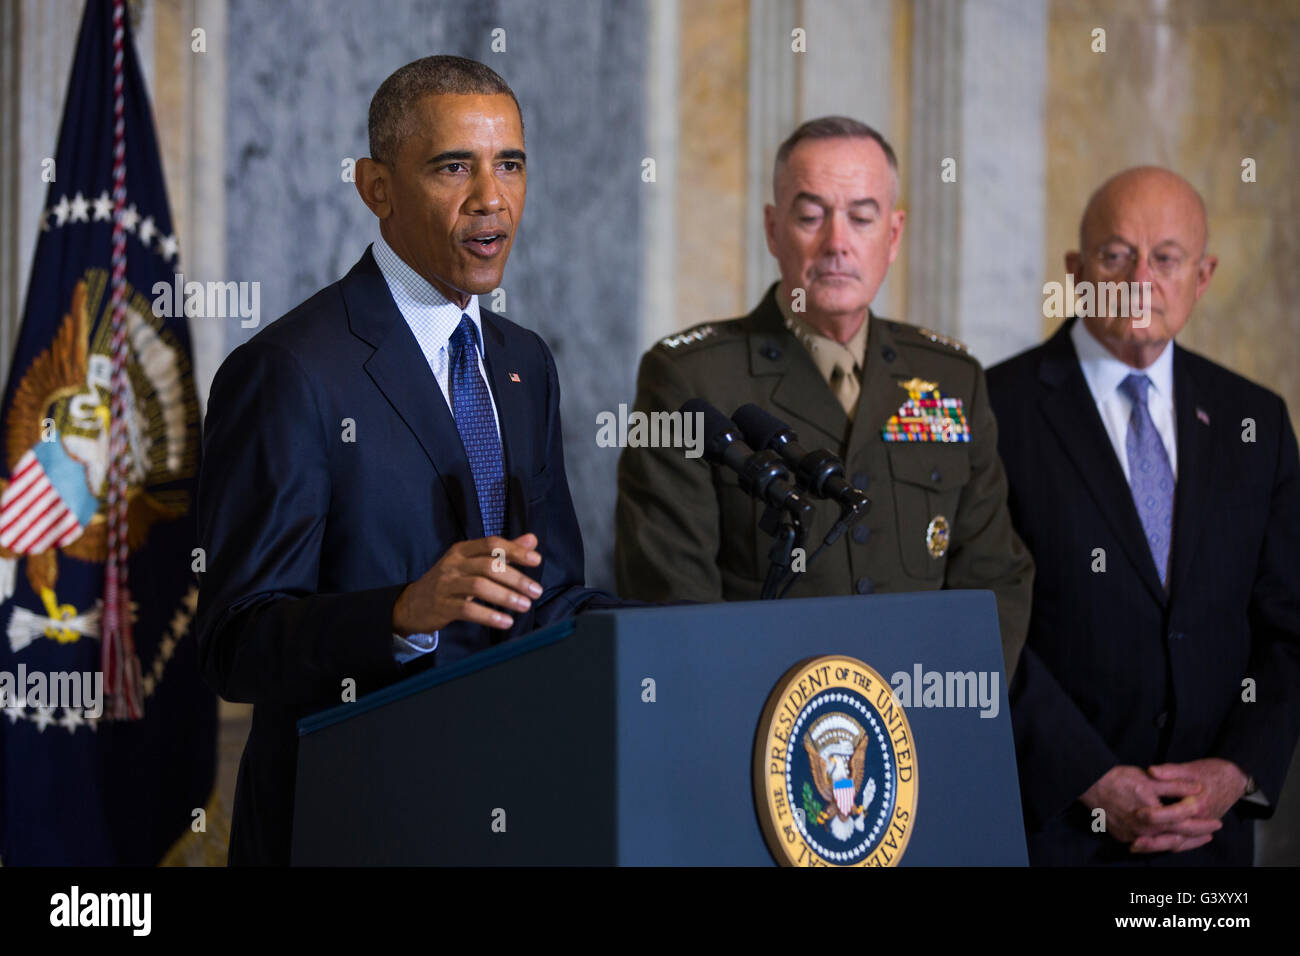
left=224, top=0, right=646, bottom=590
left=670, top=0, right=1048, bottom=366
left=675, top=0, right=749, bottom=332
left=1046, top=0, right=1300, bottom=420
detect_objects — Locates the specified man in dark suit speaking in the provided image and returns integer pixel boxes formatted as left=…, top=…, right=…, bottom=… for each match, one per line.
left=195, top=55, right=617, bottom=865
left=988, top=167, right=1300, bottom=865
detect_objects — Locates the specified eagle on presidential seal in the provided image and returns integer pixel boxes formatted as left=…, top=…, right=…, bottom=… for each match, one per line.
left=804, top=713, right=879, bottom=841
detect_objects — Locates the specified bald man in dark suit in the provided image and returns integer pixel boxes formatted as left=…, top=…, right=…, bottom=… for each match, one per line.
left=988, top=166, right=1300, bottom=865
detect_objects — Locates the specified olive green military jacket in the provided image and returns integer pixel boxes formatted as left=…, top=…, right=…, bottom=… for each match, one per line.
left=614, top=284, right=1033, bottom=677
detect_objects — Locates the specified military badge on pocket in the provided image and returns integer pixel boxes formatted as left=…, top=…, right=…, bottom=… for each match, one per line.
left=925, top=514, right=950, bottom=558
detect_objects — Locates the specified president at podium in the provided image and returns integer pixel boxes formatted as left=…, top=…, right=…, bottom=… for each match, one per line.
left=195, top=55, right=617, bottom=865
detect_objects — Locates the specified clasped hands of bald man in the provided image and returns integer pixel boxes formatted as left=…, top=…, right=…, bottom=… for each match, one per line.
left=1081, top=759, right=1250, bottom=854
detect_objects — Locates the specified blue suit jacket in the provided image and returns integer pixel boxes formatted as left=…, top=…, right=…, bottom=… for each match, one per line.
left=988, top=318, right=1300, bottom=866
left=195, top=247, right=616, bottom=865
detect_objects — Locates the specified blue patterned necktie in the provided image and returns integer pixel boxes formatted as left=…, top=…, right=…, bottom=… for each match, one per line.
left=1118, top=373, right=1175, bottom=585
left=449, top=314, right=505, bottom=537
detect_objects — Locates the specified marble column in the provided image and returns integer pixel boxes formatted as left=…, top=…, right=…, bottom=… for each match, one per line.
left=908, top=0, right=1047, bottom=365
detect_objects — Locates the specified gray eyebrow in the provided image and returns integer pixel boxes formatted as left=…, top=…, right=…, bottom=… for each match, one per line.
left=792, top=192, right=880, bottom=212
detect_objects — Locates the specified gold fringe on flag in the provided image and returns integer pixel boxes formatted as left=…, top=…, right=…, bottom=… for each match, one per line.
left=159, top=787, right=231, bottom=867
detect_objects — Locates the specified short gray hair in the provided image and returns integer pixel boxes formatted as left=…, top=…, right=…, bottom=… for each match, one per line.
left=368, top=55, right=522, bottom=164
left=773, top=116, right=900, bottom=204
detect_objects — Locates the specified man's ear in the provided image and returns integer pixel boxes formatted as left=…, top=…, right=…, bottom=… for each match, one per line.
left=1064, top=250, right=1082, bottom=284
left=763, top=203, right=777, bottom=258
left=887, top=208, right=906, bottom=264
left=355, top=158, right=392, bottom=219
left=1193, top=254, right=1218, bottom=302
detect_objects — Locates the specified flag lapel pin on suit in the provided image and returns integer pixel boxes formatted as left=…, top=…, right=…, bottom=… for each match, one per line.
left=509, top=372, right=521, bottom=382
left=1196, top=407, right=1210, bottom=425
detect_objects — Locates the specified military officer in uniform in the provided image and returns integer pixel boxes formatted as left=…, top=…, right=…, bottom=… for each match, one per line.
left=614, top=116, right=1033, bottom=675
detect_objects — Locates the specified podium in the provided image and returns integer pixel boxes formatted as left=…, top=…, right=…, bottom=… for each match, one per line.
left=292, top=591, right=1027, bottom=865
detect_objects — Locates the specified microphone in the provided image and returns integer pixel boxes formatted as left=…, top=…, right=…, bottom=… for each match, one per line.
left=731, top=403, right=870, bottom=511
left=680, top=399, right=813, bottom=519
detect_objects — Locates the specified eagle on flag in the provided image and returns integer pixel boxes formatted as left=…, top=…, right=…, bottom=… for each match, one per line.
left=0, top=0, right=218, bottom=865
left=0, top=279, right=182, bottom=651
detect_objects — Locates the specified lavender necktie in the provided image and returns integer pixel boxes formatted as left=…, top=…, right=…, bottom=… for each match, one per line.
left=449, top=314, right=505, bottom=537
left=1118, top=373, right=1174, bottom=584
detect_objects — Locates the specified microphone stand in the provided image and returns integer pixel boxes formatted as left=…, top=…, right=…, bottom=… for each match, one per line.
left=774, top=492, right=871, bottom=600
left=759, top=502, right=807, bottom=600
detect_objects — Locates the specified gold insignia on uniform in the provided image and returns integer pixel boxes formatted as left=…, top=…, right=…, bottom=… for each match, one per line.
left=658, top=325, right=717, bottom=350
left=881, top=380, right=971, bottom=443
left=925, top=515, right=950, bottom=558
left=899, top=377, right=937, bottom=394
left=914, top=326, right=970, bottom=354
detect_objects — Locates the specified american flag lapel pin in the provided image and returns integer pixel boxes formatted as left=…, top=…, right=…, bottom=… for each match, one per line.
left=508, top=372, right=521, bottom=383
left=1196, top=407, right=1210, bottom=426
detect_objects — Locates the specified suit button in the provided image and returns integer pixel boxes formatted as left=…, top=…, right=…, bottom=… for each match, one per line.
left=1155, top=711, right=1169, bottom=729
left=855, top=576, right=874, bottom=594
left=882, top=346, right=897, bottom=363
left=761, top=344, right=781, bottom=360
left=852, top=525, right=871, bottom=544
left=852, top=472, right=870, bottom=489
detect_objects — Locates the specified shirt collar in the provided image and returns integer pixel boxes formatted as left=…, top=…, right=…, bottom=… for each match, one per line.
left=371, top=233, right=483, bottom=352
left=775, top=285, right=870, bottom=381
left=1069, top=317, right=1175, bottom=406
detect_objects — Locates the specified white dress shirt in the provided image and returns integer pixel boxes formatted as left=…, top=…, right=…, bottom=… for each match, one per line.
left=1069, top=318, right=1178, bottom=483
left=371, top=233, right=501, bottom=439
left=371, top=233, right=502, bottom=662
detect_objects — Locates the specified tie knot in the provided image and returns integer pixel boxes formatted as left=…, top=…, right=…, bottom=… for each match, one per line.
left=450, top=314, right=479, bottom=361
left=1119, top=372, right=1152, bottom=407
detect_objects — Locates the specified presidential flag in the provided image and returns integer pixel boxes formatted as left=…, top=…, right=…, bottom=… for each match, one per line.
left=0, top=0, right=218, bottom=864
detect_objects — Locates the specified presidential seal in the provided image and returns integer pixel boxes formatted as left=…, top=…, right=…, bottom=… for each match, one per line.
left=753, top=656, right=918, bottom=866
